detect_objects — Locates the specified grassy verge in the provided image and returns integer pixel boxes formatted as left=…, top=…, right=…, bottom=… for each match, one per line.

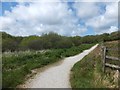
left=70, top=40, right=119, bottom=88
left=2, top=43, right=94, bottom=88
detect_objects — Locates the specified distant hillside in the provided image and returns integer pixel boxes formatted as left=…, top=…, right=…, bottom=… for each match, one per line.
left=1, top=31, right=120, bottom=52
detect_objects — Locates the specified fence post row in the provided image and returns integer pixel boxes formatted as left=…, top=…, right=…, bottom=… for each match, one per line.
left=101, top=45, right=120, bottom=88
left=101, top=46, right=120, bottom=72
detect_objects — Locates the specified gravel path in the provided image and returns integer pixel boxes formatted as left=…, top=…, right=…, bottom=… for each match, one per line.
left=21, top=44, right=98, bottom=88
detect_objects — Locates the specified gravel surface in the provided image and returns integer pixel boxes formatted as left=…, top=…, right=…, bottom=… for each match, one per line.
left=21, top=44, right=98, bottom=88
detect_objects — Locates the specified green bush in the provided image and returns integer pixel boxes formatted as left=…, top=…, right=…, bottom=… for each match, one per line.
left=2, top=44, right=94, bottom=88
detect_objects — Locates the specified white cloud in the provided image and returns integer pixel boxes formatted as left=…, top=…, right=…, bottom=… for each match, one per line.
left=6, top=2, right=68, bottom=25
left=74, top=0, right=119, bottom=2
left=74, top=2, right=101, bottom=19
left=74, top=1, right=118, bottom=34
left=0, top=1, right=118, bottom=36
left=108, top=26, right=118, bottom=33
left=0, top=1, right=88, bottom=36
left=85, top=2, right=118, bottom=34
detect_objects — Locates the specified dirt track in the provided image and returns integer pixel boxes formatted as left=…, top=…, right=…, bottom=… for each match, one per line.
left=21, top=44, right=98, bottom=88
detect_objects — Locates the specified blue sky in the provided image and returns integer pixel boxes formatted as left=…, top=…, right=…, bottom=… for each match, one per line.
left=0, top=1, right=118, bottom=36
left=1, top=2, right=18, bottom=16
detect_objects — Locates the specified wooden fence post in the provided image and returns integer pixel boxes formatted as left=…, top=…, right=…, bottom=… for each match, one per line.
left=101, top=46, right=104, bottom=72
left=102, top=46, right=106, bottom=73
left=118, top=66, right=120, bottom=89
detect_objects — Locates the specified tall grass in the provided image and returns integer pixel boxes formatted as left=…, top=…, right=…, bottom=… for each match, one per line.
left=70, top=40, right=119, bottom=88
left=2, top=43, right=94, bottom=88
left=70, top=46, right=105, bottom=88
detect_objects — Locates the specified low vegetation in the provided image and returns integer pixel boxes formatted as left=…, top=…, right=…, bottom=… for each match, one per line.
left=1, top=31, right=119, bottom=52
left=70, top=40, right=119, bottom=88
left=2, top=31, right=119, bottom=88
left=2, top=43, right=94, bottom=88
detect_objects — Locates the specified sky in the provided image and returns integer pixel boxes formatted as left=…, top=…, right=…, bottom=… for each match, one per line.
left=0, top=0, right=119, bottom=36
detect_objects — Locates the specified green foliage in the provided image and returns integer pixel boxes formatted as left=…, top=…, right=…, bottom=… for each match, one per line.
left=19, top=36, right=40, bottom=50
left=18, top=32, right=73, bottom=50
left=1, top=31, right=120, bottom=88
left=3, top=67, right=29, bottom=87
left=2, top=32, right=23, bottom=52
left=70, top=41, right=119, bottom=88
left=2, top=44, right=94, bottom=88
left=70, top=36, right=81, bottom=46
left=2, top=38, right=17, bottom=52
left=2, top=31, right=119, bottom=52
left=70, top=55, right=95, bottom=88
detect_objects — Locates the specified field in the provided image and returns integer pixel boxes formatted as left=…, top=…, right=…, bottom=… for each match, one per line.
left=2, top=43, right=94, bottom=88
left=70, top=40, right=119, bottom=88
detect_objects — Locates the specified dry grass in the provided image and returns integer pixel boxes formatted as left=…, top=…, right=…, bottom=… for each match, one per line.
left=70, top=40, right=119, bottom=88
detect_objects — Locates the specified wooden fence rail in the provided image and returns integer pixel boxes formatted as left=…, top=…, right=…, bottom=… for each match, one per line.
left=101, top=46, right=120, bottom=72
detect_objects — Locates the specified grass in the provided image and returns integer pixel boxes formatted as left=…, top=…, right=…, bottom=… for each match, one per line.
left=70, top=40, right=119, bottom=88
left=2, top=43, right=94, bottom=88
left=104, top=41, right=119, bottom=66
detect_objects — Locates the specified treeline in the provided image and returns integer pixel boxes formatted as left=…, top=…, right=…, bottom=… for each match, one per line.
left=1, top=31, right=120, bottom=52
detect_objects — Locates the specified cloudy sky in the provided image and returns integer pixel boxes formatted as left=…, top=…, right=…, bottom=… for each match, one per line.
left=0, top=0, right=119, bottom=36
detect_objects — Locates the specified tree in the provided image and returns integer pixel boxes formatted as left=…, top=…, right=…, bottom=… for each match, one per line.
left=19, top=36, right=40, bottom=50
left=71, top=36, right=81, bottom=46
left=2, top=38, right=18, bottom=52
